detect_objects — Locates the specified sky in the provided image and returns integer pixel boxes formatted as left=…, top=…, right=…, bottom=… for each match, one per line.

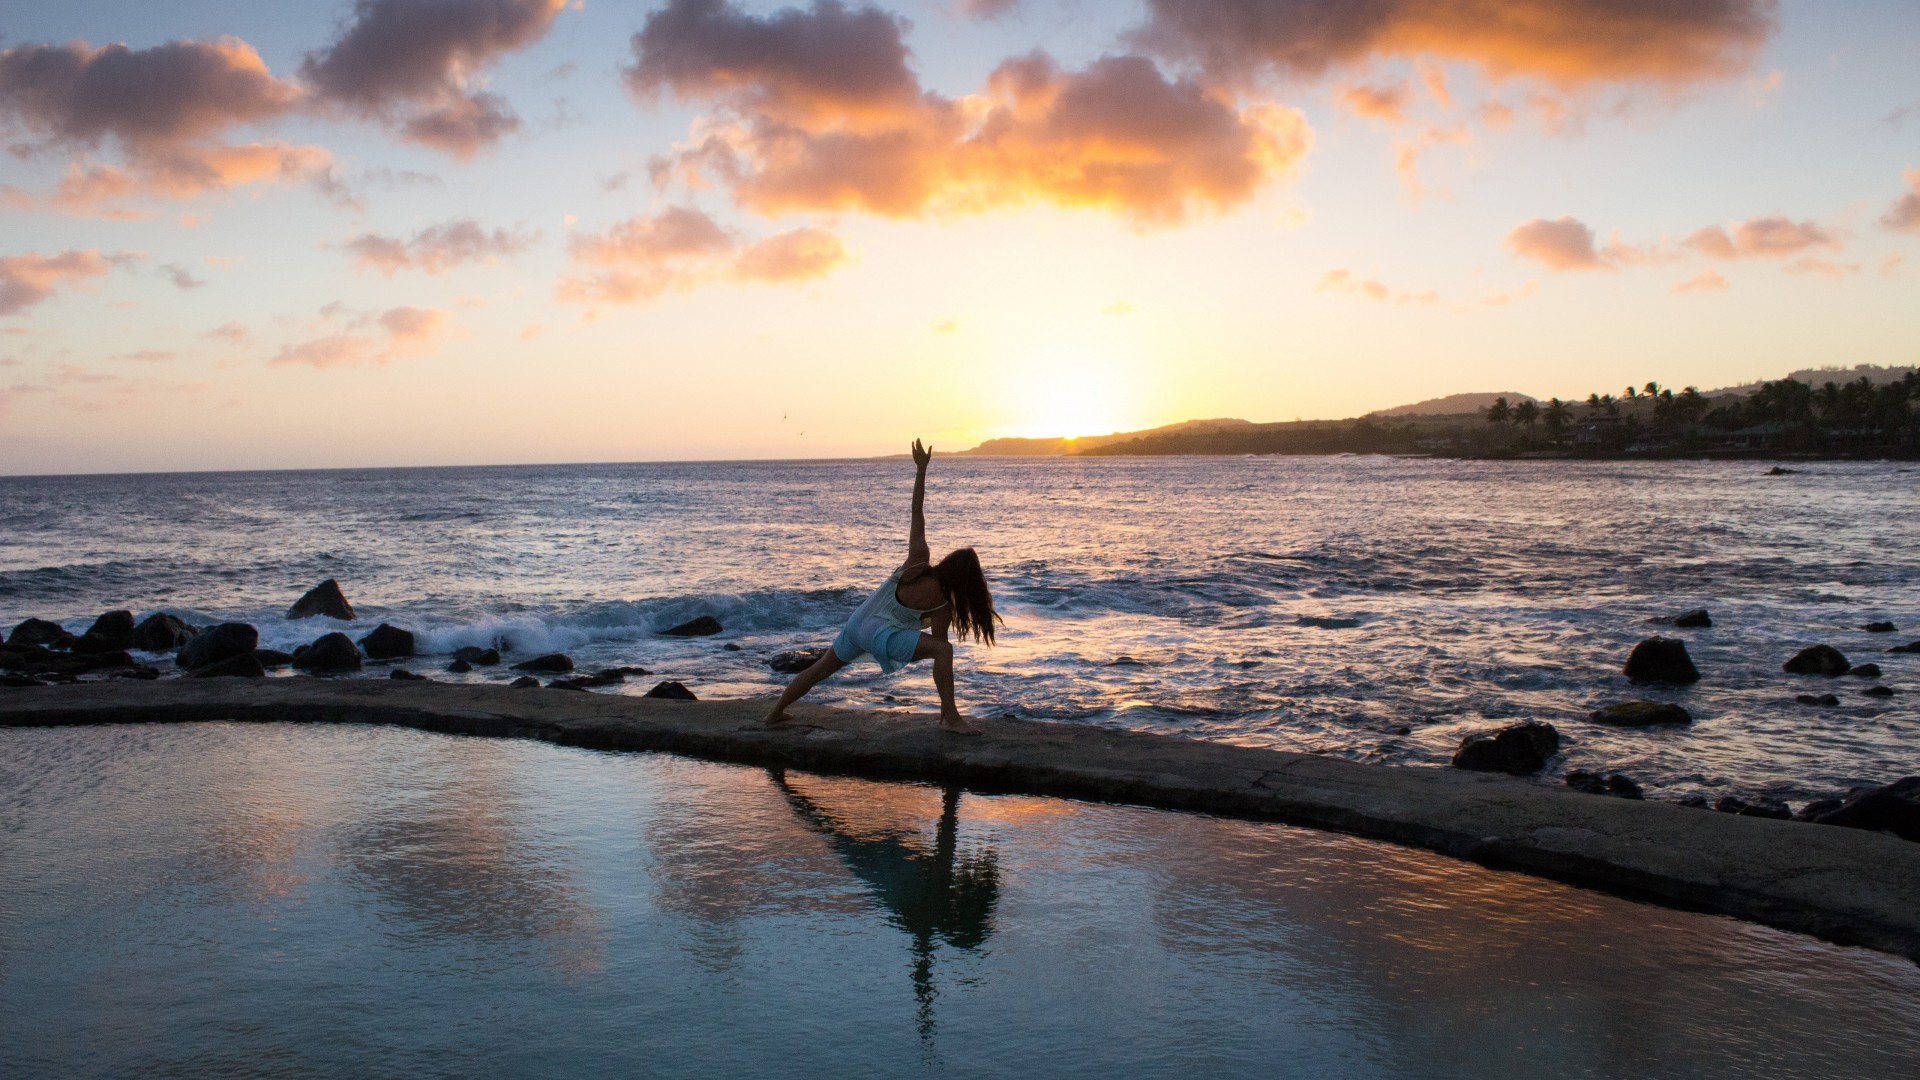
left=1, top=0, right=1916, bottom=473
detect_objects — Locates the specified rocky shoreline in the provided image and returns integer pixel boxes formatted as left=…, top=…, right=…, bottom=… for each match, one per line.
left=4, top=677, right=1919, bottom=963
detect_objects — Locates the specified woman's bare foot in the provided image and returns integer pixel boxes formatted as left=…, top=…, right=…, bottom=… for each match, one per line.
left=765, top=708, right=792, bottom=727
left=939, top=714, right=983, bottom=736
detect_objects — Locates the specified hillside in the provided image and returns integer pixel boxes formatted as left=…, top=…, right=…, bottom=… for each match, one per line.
left=1370, top=392, right=1538, bottom=417
left=958, top=418, right=1252, bottom=456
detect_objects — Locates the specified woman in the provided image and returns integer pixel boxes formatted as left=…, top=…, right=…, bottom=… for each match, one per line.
left=766, top=439, right=999, bottom=735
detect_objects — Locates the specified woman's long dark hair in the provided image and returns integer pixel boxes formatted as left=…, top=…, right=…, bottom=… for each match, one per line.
left=932, top=547, right=1001, bottom=645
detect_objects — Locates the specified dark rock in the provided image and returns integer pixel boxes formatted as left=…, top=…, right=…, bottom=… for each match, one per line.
left=1672, top=609, right=1712, bottom=628
left=131, top=613, right=196, bottom=652
left=1766, top=466, right=1796, bottom=475
left=1783, top=644, right=1850, bottom=676
left=1589, top=701, right=1692, bottom=727
left=1805, top=777, right=1920, bottom=842
left=509, top=675, right=541, bottom=688
left=254, top=649, right=293, bottom=668
left=116, top=664, right=161, bottom=681
left=662, top=615, right=723, bottom=637
left=2, top=673, right=47, bottom=687
left=550, top=670, right=627, bottom=691
left=453, top=646, right=501, bottom=666
left=1566, top=770, right=1608, bottom=795
left=1622, top=637, right=1700, bottom=684
left=1852, top=663, right=1883, bottom=679
left=2, top=645, right=135, bottom=675
left=1678, top=795, right=1711, bottom=809
left=389, top=668, right=427, bottom=681
left=1796, top=797, right=1850, bottom=822
left=1451, top=720, right=1559, bottom=775
left=1297, top=616, right=1362, bottom=629
left=292, top=632, right=362, bottom=674
left=1106, top=656, right=1147, bottom=667
left=1715, top=796, right=1792, bottom=820
left=1607, top=774, right=1645, bottom=799
left=510, top=653, right=573, bottom=673
left=71, top=631, right=135, bottom=654
left=1392, top=725, right=1413, bottom=736
left=601, top=665, right=653, bottom=677
left=8, top=618, right=74, bottom=649
left=287, top=578, right=355, bottom=620
left=547, top=680, right=588, bottom=691
left=188, top=652, right=267, bottom=678
left=358, top=623, right=415, bottom=660
left=1890, top=641, right=1920, bottom=654
left=1862, top=621, right=1898, bottom=633
left=82, top=610, right=136, bottom=648
left=1864, top=685, right=1896, bottom=698
left=769, top=648, right=827, bottom=674
left=447, top=658, right=473, bottom=673
left=645, top=680, right=698, bottom=700
left=1795, top=693, right=1841, bottom=707
left=176, top=623, right=260, bottom=671
left=723, top=643, right=743, bottom=651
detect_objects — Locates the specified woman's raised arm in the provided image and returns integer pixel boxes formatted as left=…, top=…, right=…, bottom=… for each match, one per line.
left=908, top=438, right=931, bottom=563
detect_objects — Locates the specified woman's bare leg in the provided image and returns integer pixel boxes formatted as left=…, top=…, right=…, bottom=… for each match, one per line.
left=913, top=634, right=980, bottom=735
left=766, top=649, right=846, bottom=725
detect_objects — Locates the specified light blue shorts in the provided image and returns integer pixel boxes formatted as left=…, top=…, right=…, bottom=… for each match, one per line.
left=832, top=618, right=920, bottom=672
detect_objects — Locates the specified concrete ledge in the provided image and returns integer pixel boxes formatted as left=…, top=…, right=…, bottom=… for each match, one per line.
left=6, top=679, right=1920, bottom=961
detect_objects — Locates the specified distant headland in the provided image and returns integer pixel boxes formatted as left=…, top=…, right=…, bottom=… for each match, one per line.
left=959, top=365, right=1919, bottom=460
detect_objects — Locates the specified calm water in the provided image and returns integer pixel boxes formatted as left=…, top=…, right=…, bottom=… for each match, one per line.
left=2, top=457, right=1916, bottom=803
left=3, top=723, right=1917, bottom=1079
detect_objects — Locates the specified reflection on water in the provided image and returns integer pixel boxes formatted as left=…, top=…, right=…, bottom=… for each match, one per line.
left=4, top=722, right=1920, bottom=1080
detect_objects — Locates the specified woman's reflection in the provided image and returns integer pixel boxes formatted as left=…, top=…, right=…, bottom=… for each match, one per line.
left=767, top=769, right=999, bottom=1047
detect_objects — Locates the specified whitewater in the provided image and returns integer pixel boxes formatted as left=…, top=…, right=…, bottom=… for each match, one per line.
left=2, top=455, right=1914, bottom=805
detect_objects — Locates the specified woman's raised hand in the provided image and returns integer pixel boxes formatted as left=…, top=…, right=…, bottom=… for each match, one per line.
left=912, top=438, right=932, bottom=469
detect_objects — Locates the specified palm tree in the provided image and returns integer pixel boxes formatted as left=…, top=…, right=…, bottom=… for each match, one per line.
left=1485, top=396, right=1513, bottom=447
left=1542, top=397, right=1572, bottom=444
left=1643, top=381, right=1661, bottom=400
left=1512, top=399, right=1540, bottom=447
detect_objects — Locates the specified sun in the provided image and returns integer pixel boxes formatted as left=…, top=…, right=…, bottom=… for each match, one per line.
left=1010, top=346, right=1133, bottom=438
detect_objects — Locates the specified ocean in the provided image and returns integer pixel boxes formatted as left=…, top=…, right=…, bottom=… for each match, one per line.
left=3, top=455, right=1915, bottom=804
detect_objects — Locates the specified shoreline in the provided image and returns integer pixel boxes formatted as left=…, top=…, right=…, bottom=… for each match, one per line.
left=5, top=679, right=1919, bottom=962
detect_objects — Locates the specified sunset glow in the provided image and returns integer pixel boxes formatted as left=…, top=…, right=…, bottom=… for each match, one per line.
left=2, top=1, right=1916, bottom=472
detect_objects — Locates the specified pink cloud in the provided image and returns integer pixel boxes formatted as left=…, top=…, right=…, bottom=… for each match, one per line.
left=1672, top=268, right=1728, bottom=294
left=343, top=218, right=540, bottom=274
left=1883, top=167, right=1920, bottom=233
left=1505, top=217, right=1610, bottom=271
left=271, top=305, right=451, bottom=368
left=0, top=249, right=130, bottom=315
left=557, top=205, right=851, bottom=305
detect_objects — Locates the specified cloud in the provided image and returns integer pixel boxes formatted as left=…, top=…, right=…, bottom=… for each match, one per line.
left=271, top=305, right=450, bottom=368
left=960, top=0, right=1022, bottom=19
left=1783, top=256, right=1857, bottom=278
left=557, top=205, right=850, bottom=305
left=1883, top=168, right=1920, bottom=233
left=159, top=263, right=207, bottom=290
left=0, top=37, right=331, bottom=210
left=343, top=218, right=541, bottom=274
left=1505, top=217, right=1609, bottom=271
left=113, top=349, right=177, bottom=362
left=300, top=0, right=570, bottom=158
left=1130, top=0, right=1778, bottom=86
left=0, top=249, right=128, bottom=315
left=1317, top=268, right=1437, bottom=303
left=1337, top=80, right=1410, bottom=123
left=203, top=320, right=250, bottom=342
left=1672, top=268, right=1728, bottom=294
left=632, top=2, right=1311, bottom=227
left=1684, top=216, right=1838, bottom=259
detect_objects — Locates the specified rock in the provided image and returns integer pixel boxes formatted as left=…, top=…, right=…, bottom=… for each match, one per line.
left=723, top=643, right=743, bottom=651
left=131, top=613, right=196, bottom=652
left=510, top=675, right=541, bottom=688
left=601, top=665, right=653, bottom=677
left=510, top=653, right=573, bottom=673
left=176, top=622, right=259, bottom=670
left=547, top=680, right=588, bottom=691
left=389, top=668, right=427, bottom=681
left=1890, top=641, right=1920, bottom=654
left=1795, top=797, right=1851, bottom=822
left=550, top=670, right=626, bottom=691
left=662, top=615, right=723, bottom=637
left=1805, top=777, right=1920, bottom=842
left=1622, top=637, right=1700, bottom=684
left=81, top=610, right=136, bottom=648
left=1715, top=796, right=1792, bottom=820
left=292, top=632, right=362, bottom=674
left=645, top=680, right=698, bottom=700
left=254, top=649, right=294, bottom=668
left=1795, top=693, right=1841, bottom=707
left=188, top=652, right=267, bottom=678
left=287, top=578, right=355, bottom=621
left=1678, top=795, right=1711, bottom=809
left=1297, top=616, right=1362, bottom=629
left=357, top=623, right=415, bottom=660
left=447, top=658, right=473, bottom=673
left=1451, top=720, right=1559, bottom=775
left=1671, top=609, right=1712, bottom=628
left=769, top=648, right=827, bottom=674
left=1862, top=621, right=1899, bottom=633
left=1589, top=701, right=1692, bottom=727
left=1766, top=466, right=1796, bottom=475
left=453, top=646, right=500, bottom=666
left=1852, top=663, right=1883, bottom=679
left=1569, top=771, right=1646, bottom=800
left=2, top=673, right=47, bottom=687
left=1864, top=685, right=1896, bottom=698
left=8, top=618, right=75, bottom=649
left=71, top=632, right=134, bottom=654
left=1783, top=645, right=1850, bottom=676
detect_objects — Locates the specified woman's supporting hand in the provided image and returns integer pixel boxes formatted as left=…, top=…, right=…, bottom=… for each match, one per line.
left=912, top=438, right=932, bottom=470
